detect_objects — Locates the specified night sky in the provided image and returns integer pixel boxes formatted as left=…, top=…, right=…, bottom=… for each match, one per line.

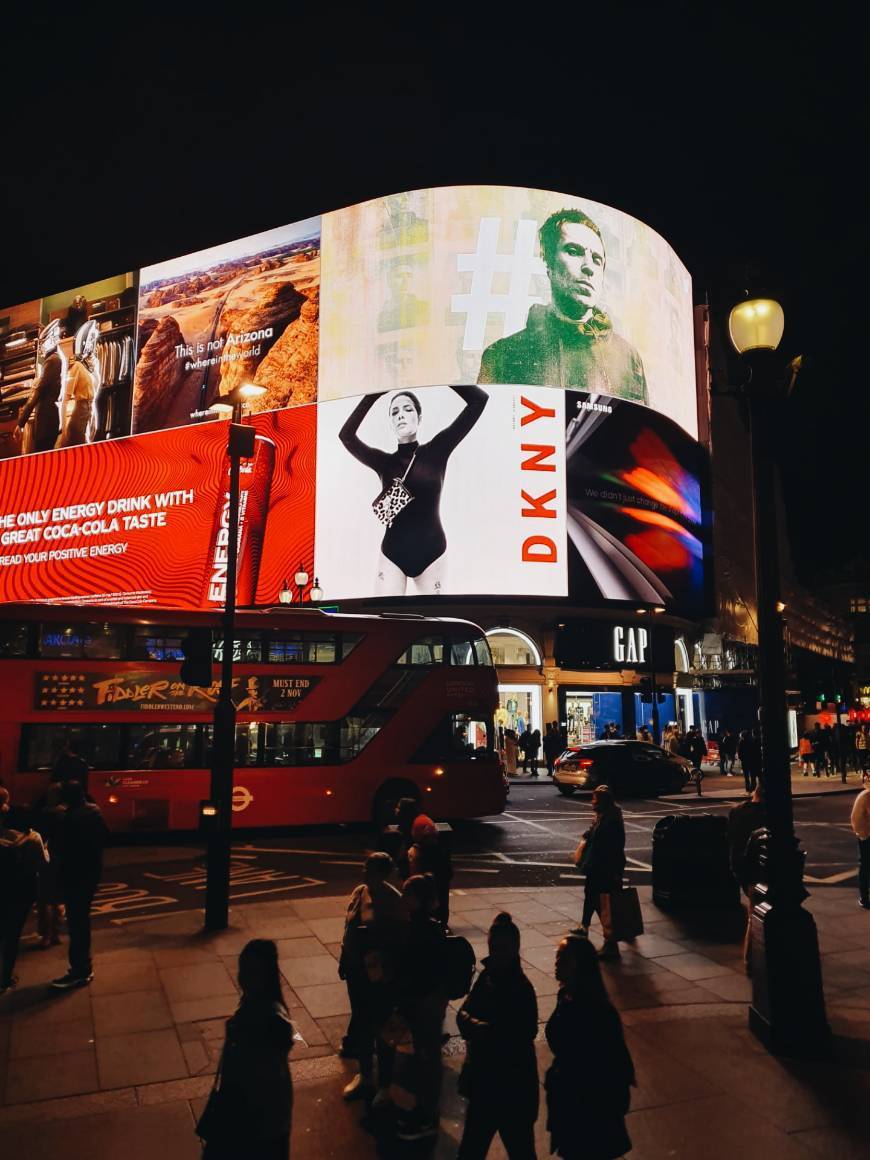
left=1, top=7, right=866, bottom=584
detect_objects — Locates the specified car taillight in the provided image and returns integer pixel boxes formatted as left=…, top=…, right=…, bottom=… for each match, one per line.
left=579, top=759, right=594, bottom=769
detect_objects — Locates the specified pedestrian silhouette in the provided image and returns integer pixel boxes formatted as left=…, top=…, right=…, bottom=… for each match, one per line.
left=50, top=781, right=108, bottom=990
left=198, top=939, right=295, bottom=1158
left=546, top=934, right=636, bottom=1159
left=1, top=786, right=48, bottom=994
left=456, top=912, right=539, bottom=1159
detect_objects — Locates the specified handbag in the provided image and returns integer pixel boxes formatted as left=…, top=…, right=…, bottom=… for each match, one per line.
left=598, top=886, right=644, bottom=942
left=195, top=1045, right=236, bottom=1142
left=372, top=453, right=416, bottom=527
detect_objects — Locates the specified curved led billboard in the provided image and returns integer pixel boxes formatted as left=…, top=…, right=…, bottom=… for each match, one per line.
left=0, top=186, right=704, bottom=615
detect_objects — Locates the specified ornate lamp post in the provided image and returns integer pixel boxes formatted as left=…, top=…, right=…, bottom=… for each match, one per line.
left=728, top=297, right=828, bottom=1053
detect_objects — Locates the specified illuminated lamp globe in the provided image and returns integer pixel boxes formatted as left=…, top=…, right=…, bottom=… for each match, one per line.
left=728, top=298, right=785, bottom=354
left=278, top=579, right=292, bottom=605
left=294, top=563, right=309, bottom=589
left=238, top=382, right=267, bottom=402
left=310, top=578, right=323, bottom=603
left=208, top=400, right=233, bottom=417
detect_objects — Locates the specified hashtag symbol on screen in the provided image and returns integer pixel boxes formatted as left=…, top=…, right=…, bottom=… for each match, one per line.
left=451, top=217, right=547, bottom=350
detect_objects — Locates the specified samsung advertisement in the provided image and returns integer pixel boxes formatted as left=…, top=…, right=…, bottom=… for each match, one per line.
left=0, top=186, right=706, bottom=615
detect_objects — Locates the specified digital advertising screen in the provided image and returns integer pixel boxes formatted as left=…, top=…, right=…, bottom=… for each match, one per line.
left=0, top=186, right=706, bottom=616
left=133, top=218, right=320, bottom=435
left=0, top=273, right=138, bottom=462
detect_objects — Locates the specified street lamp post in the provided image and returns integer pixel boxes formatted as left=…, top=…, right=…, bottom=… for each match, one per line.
left=636, top=605, right=665, bottom=743
left=728, top=298, right=828, bottom=1054
left=204, top=382, right=266, bottom=930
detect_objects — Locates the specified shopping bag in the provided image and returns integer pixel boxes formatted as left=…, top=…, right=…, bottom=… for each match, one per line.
left=599, top=886, right=644, bottom=942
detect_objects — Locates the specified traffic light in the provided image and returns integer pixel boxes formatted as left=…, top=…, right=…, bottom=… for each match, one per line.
left=181, top=627, right=214, bottom=686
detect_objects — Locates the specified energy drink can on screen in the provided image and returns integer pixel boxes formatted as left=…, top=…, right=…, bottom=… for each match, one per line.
left=202, top=434, right=276, bottom=608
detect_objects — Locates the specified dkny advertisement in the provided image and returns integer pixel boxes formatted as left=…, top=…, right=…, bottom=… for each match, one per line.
left=314, top=383, right=568, bottom=600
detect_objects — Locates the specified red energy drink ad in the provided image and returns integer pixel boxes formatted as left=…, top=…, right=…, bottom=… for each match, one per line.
left=0, top=406, right=315, bottom=610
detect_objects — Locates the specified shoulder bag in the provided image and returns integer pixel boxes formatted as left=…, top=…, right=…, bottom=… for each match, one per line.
left=372, top=453, right=416, bottom=527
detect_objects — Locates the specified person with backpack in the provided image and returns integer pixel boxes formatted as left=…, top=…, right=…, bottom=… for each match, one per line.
left=50, top=781, right=109, bottom=990
left=394, top=874, right=449, bottom=1141
left=338, top=852, right=402, bottom=1102
left=456, top=912, right=538, bottom=1159
left=545, top=934, right=636, bottom=1160
left=407, top=814, right=453, bottom=929
left=197, top=939, right=295, bottom=1159
left=573, top=786, right=626, bottom=960
left=1, top=786, right=48, bottom=994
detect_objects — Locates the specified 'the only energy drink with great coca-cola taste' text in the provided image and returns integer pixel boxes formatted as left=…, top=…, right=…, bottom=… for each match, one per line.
left=202, top=434, right=276, bottom=608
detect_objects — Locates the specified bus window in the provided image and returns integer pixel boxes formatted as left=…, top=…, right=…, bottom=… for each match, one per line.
left=397, top=636, right=444, bottom=665
left=262, top=722, right=334, bottom=765
left=202, top=723, right=258, bottom=768
left=339, top=712, right=388, bottom=760
left=39, top=622, right=122, bottom=659
left=129, top=724, right=198, bottom=769
left=341, top=633, right=364, bottom=659
left=448, top=640, right=476, bottom=666
left=213, top=634, right=262, bottom=663
left=0, top=622, right=28, bottom=658
left=268, top=634, right=338, bottom=663
left=473, top=637, right=493, bottom=666
left=131, top=626, right=186, bottom=661
left=21, top=723, right=123, bottom=772
left=413, top=712, right=494, bottom=762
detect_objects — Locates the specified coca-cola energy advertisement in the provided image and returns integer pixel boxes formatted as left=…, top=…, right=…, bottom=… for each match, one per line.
left=0, top=406, right=315, bottom=610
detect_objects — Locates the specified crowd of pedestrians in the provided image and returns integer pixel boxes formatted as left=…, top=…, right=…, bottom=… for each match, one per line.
left=798, top=721, right=870, bottom=781
left=0, top=761, right=108, bottom=995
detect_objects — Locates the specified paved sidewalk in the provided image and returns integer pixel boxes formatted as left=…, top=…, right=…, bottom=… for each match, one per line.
left=1, top=880, right=868, bottom=1158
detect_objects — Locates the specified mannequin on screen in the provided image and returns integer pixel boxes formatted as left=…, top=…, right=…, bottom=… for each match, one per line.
left=16, top=320, right=66, bottom=454
left=57, top=320, right=101, bottom=448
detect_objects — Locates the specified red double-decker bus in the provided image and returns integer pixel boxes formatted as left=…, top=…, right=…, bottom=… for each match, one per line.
left=0, top=604, right=505, bottom=832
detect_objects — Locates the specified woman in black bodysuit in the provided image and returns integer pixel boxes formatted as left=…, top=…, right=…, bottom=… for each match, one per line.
left=339, top=385, right=487, bottom=595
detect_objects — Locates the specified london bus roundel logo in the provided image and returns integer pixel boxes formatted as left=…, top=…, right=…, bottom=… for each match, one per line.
left=232, top=785, right=254, bottom=812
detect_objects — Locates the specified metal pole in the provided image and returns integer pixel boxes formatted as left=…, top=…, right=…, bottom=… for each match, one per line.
left=204, top=408, right=242, bottom=930
left=745, top=351, right=828, bottom=1053
left=647, top=615, right=660, bottom=745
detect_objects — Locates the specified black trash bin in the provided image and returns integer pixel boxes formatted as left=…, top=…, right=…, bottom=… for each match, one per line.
left=652, top=813, right=739, bottom=909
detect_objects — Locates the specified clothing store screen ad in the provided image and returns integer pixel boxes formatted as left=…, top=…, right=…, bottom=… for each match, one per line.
left=0, top=385, right=705, bottom=614
left=0, top=272, right=138, bottom=463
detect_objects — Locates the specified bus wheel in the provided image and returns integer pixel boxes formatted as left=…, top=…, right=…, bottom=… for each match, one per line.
left=372, top=780, right=420, bottom=830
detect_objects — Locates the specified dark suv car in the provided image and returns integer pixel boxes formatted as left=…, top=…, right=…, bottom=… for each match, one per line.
left=553, top=740, right=690, bottom=798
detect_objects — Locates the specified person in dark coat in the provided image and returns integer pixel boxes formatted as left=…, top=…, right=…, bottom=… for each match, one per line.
left=51, top=741, right=90, bottom=790
left=719, top=728, right=737, bottom=775
left=574, top=786, right=626, bottom=959
left=545, top=934, right=635, bottom=1160
left=1, top=787, right=48, bottom=993
left=456, top=912, right=538, bottom=1159
left=338, top=852, right=402, bottom=1101
left=33, top=781, right=67, bottom=948
left=50, top=782, right=109, bottom=989
left=407, top=814, right=453, bottom=928
left=395, top=874, right=448, bottom=1141
left=737, top=727, right=762, bottom=794
left=201, top=939, right=295, bottom=1159
left=686, top=726, right=707, bottom=770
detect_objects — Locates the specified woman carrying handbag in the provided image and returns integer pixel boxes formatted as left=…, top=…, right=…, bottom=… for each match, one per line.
left=572, top=785, right=626, bottom=959
left=197, top=939, right=295, bottom=1159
